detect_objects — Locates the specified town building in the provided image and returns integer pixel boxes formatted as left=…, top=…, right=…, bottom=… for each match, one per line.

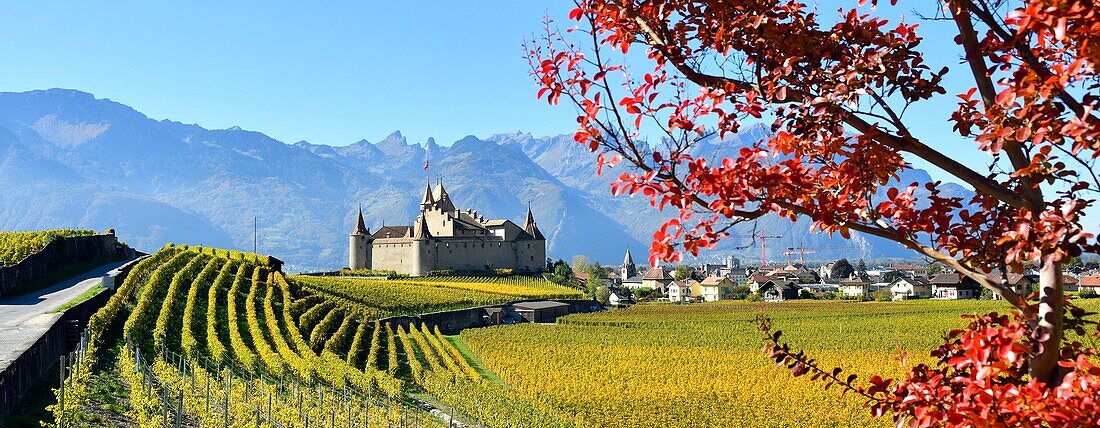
left=984, top=270, right=1035, bottom=300
left=839, top=276, right=871, bottom=299
left=758, top=280, right=802, bottom=302
left=1080, top=274, right=1100, bottom=295
left=886, top=263, right=932, bottom=278
left=621, top=249, right=637, bottom=281
left=694, top=276, right=735, bottom=302
left=930, top=272, right=981, bottom=299
left=888, top=277, right=932, bottom=300
left=668, top=280, right=696, bottom=302
left=642, top=266, right=674, bottom=293
left=349, top=181, right=546, bottom=276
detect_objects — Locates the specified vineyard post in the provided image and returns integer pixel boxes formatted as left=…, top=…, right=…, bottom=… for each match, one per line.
left=58, top=355, right=65, bottom=428
left=330, top=409, right=335, bottom=428
left=254, top=407, right=260, bottom=428
left=223, top=374, right=229, bottom=427
left=162, top=384, right=168, bottom=427
left=176, top=390, right=183, bottom=428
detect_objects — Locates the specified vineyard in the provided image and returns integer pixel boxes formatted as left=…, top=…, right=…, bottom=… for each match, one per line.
left=41, top=242, right=1067, bottom=427
left=291, top=275, right=581, bottom=317
left=0, top=229, right=95, bottom=266
left=52, top=244, right=581, bottom=427
left=459, top=300, right=1100, bottom=427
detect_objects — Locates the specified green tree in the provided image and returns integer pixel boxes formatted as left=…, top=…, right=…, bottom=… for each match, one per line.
left=595, top=286, right=612, bottom=306
left=549, top=262, right=573, bottom=286
left=672, top=265, right=693, bottom=281
left=572, top=255, right=590, bottom=276
left=856, top=259, right=868, bottom=277
left=830, top=259, right=855, bottom=279
left=632, top=287, right=654, bottom=300
left=882, top=270, right=904, bottom=283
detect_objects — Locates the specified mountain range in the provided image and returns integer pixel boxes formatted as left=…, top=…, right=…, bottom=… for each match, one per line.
left=0, top=89, right=969, bottom=271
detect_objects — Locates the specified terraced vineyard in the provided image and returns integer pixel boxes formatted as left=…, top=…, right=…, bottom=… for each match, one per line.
left=292, top=275, right=582, bottom=317
left=0, top=229, right=95, bottom=266
left=55, top=244, right=581, bottom=427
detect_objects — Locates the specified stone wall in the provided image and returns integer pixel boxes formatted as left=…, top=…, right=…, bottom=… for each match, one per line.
left=370, top=241, right=415, bottom=273
left=0, top=234, right=130, bottom=298
left=0, top=257, right=142, bottom=420
left=382, top=299, right=600, bottom=335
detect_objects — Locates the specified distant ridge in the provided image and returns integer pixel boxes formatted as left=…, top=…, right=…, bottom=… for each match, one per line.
left=0, top=89, right=968, bottom=270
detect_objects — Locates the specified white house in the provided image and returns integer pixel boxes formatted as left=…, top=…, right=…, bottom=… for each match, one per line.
left=888, top=277, right=932, bottom=300
left=839, top=277, right=870, bottom=299
left=668, top=280, right=695, bottom=302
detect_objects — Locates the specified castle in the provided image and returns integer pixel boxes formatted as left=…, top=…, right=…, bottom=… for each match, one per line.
left=348, top=181, right=547, bottom=276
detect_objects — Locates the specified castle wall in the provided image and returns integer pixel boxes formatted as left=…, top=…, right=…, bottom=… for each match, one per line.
left=370, top=241, right=415, bottom=273
left=516, top=240, right=546, bottom=272
left=423, top=239, right=544, bottom=273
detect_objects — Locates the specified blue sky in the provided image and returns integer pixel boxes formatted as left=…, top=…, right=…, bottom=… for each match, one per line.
left=0, top=1, right=576, bottom=146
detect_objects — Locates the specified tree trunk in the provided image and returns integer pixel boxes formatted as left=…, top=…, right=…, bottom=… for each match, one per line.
left=1029, top=260, right=1064, bottom=385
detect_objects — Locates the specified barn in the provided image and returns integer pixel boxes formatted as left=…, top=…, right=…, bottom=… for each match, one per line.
left=512, top=301, right=570, bottom=323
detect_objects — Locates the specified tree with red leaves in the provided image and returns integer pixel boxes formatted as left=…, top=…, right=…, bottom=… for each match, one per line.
left=528, top=0, right=1100, bottom=423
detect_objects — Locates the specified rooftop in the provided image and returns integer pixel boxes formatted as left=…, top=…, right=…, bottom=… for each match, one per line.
left=513, top=301, right=570, bottom=310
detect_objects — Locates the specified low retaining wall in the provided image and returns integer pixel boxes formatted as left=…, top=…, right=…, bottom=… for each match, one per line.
left=0, top=234, right=133, bottom=298
left=383, top=299, right=601, bottom=335
left=0, top=256, right=142, bottom=421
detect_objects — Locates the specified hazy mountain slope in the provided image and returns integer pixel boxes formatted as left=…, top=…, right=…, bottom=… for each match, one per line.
left=0, top=89, right=646, bottom=269
left=491, top=126, right=976, bottom=265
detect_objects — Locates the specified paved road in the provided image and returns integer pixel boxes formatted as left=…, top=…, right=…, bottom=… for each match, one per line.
left=0, top=260, right=129, bottom=371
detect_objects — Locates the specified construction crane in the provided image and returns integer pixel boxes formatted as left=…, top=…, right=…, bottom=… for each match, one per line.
left=783, top=245, right=857, bottom=264
left=730, top=233, right=784, bottom=267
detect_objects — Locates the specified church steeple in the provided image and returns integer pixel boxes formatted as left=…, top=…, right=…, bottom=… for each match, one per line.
left=351, top=205, right=369, bottom=236
left=522, top=205, right=545, bottom=240
left=621, top=248, right=637, bottom=279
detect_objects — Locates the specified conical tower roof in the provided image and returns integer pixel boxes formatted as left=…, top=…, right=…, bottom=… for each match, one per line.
left=522, top=205, right=546, bottom=240
left=420, top=181, right=435, bottom=206
left=351, top=205, right=369, bottom=235
left=434, top=180, right=456, bottom=212
left=413, top=214, right=432, bottom=239
left=623, top=248, right=635, bottom=266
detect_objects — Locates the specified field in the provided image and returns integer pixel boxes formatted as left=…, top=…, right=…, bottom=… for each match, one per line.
left=291, top=275, right=582, bottom=317
left=52, top=244, right=578, bottom=427
left=48, top=243, right=1099, bottom=427
left=458, top=300, right=1100, bottom=427
left=0, top=229, right=95, bottom=266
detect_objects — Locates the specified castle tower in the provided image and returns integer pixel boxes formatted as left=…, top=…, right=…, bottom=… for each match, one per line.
left=348, top=206, right=371, bottom=270
left=411, top=214, right=432, bottom=276
left=419, top=181, right=435, bottom=211
left=522, top=206, right=546, bottom=240
left=434, top=179, right=456, bottom=213
left=622, top=248, right=637, bottom=280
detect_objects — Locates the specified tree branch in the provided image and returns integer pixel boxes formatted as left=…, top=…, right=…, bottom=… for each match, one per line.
left=627, top=12, right=1027, bottom=211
